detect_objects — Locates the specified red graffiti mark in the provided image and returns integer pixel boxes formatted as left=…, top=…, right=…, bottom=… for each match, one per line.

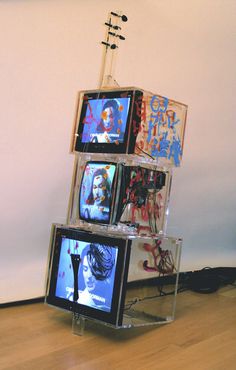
left=143, top=240, right=175, bottom=274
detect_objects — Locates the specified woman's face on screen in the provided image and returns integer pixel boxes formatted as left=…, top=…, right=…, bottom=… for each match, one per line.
left=92, top=175, right=106, bottom=204
left=103, top=107, right=114, bottom=129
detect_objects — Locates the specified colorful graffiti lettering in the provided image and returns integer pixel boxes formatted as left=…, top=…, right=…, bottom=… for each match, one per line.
left=120, top=167, right=166, bottom=233
left=134, top=94, right=184, bottom=166
left=130, top=197, right=163, bottom=224
left=150, top=95, right=169, bottom=113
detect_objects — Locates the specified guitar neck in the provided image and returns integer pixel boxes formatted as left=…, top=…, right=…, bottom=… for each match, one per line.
left=99, top=11, right=127, bottom=89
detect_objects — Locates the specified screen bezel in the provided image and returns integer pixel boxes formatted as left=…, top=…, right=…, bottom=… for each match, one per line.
left=79, top=161, right=118, bottom=225
left=46, top=226, right=130, bottom=326
left=74, top=89, right=143, bottom=154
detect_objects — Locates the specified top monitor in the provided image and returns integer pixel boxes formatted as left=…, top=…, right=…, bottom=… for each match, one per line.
left=73, top=89, right=143, bottom=155
left=72, top=87, right=187, bottom=166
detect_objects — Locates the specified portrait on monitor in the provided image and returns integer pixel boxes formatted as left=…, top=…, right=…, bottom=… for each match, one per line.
left=46, top=226, right=130, bottom=326
left=73, top=89, right=143, bottom=154
left=79, top=161, right=117, bottom=224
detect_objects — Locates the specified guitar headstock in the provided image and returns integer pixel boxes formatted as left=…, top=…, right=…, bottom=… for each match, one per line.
left=102, top=11, right=128, bottom=50
left=99, top=11, right=128, bottom=88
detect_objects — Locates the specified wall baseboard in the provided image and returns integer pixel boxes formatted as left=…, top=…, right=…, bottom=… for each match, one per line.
left=1, top=267, right=236, bottom=308
left=1, top=297, right=44, bottom=309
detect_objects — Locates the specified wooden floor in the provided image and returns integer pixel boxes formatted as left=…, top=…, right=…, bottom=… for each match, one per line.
left=1, top=286, right=236, bottom=370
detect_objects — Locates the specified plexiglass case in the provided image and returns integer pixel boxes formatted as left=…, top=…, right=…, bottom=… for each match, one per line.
left=46, top=80, right=187, bottom=333
left=67, top=153, right=172, bottom=236
left=123, top=235, right=182, bottom=328
left=45, top=224, right=131, bottom=327
left=45, top=225, right=181, bottom=329
left=71, top=87, right=187, bottom=167
left=73, top=234, right=182, bottom=330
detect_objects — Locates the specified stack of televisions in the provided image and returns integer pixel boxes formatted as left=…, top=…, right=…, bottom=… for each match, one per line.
left=45, top=87, right=187, bottom=329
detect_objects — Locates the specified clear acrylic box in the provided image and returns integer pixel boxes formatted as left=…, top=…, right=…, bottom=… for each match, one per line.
left=67, top=153, right=172, bottom=236
left=45, top=226, right=181, bottom=331
left=72, top=234, right=182, bottom=331
left=45, top=81, right=186, bottom=335
left=123, top=235, right=182, bottom=328
left=71, top=87, right=187, bottom=167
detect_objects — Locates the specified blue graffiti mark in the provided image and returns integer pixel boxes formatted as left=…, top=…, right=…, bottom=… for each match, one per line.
left=158, top=132, right=170, bottom=158
left=147, top=118, right=154, bottom=143
left=146, top=95, right=183, bottom=165
left=151, top=133, right=170, bottom=159
left=150, top=95, right=169, bottom=113
left=149, top=112, right=167, bottom=136
left=150, top=138, right=159, bottom=158
left=168, top=136, right=182, bottom=166
left=167, top=113, right=180, bottom=134
left=150, top=132, right=182, bottom=165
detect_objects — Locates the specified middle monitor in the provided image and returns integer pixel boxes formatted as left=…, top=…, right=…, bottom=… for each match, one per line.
left=68, top=158, right=172, bottom=235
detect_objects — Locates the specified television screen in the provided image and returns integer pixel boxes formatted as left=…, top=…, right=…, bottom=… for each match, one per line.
left=81, top=97, right=130, bottom=144
left=46, top=226, right=131, bottom=326
left=79, top=161, right=117, bottom=224
left=74, top=89, right=143, bottom=154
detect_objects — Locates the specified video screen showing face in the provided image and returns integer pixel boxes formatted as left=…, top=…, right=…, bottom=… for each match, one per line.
left=81, top=97, right=131, bottom=144
left=79, top=162, right=116, bottom=223
left=55, top=237, right=118, bottom=313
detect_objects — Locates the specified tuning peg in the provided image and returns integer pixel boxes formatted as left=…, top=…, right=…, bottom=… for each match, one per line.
left=101, top=41, right=118, bottom=49
left=110, top=11, right=128, bottom=22
left=108, top=31, right=126, bottom=40
left=105, top=22, right=121, bottom=30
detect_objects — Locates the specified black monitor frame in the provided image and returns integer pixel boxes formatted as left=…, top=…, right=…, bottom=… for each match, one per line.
left=74, top=89, right=143, bottom=154
left=46, top=225, right=131, bottom=326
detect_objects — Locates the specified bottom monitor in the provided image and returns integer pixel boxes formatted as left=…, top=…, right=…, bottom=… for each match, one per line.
left=46, top=224, right=131, bottom=326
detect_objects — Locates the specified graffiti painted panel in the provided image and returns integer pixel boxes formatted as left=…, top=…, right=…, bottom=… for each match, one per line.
left=134, top=92, right=187, bottom=166
left=127, top=236, right=181, bottom=282
left=116, top=165, right=172, bottom=235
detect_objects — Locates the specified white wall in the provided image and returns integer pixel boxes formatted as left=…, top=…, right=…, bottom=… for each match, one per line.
left=1, top=0, right=236, bottom=303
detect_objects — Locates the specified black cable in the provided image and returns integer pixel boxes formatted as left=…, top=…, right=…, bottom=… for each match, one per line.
left=124, top=267, right=236, bottom=311
left=135, top=144, right=155, bottom=160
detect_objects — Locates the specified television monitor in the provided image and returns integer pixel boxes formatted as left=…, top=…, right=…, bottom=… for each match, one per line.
left=79, top=161, right=117, bottom=224
left=46, top=225, right=131, bottom=326
left=73, top=89, right=143, bottom=154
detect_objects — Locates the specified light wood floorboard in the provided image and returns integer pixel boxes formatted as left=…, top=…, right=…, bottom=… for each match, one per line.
left=1, top=286, right=236, bottom=370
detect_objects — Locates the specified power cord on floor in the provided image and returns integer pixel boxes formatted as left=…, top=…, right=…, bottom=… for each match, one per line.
left=179, top=267, right=236, bottom=294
